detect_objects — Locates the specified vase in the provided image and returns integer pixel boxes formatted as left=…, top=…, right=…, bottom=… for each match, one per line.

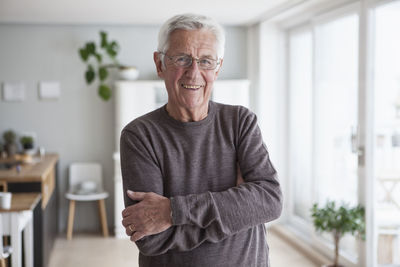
left=5, top=143, right=17, bottom=157
left=119, top=66, right=139, bottom=80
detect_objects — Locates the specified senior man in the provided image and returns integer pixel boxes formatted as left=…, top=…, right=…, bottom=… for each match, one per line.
left=120, top=13, right=282, bottom=267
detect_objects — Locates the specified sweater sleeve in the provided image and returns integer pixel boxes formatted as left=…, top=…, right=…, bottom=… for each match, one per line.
left=120, top=109, right=283, bottom=256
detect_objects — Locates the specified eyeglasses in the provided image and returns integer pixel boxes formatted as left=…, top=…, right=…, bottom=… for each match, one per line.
left=160, top=52, right=221, bottom=70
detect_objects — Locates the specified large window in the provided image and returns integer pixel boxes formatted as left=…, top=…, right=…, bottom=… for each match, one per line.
left=258, top=0, right=400, bottom=265
left=287, top=7, right=360, bottom=263
left=373, top=1, right=400, bottom=265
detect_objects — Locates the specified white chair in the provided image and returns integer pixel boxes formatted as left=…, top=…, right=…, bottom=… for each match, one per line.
left=0, top=214, right=12, bottom=267
left=65, top=163, right=109, bottom=240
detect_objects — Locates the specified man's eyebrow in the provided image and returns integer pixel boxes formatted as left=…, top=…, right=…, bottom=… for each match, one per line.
left=171, top=52, right=217, bottom=59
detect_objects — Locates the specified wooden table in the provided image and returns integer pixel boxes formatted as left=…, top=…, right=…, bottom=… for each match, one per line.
left=0, top=154, right=58, bottom=209
left=1, top=193, right=41, bottom=267
left=0, top=154, right=59, bottom=267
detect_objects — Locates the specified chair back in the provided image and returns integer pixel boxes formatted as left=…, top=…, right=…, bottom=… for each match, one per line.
left=69, top=163, right=103, bottom=193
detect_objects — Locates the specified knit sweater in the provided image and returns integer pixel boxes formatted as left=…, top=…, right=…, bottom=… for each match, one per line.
left=120, top=101, right=282, bottom=267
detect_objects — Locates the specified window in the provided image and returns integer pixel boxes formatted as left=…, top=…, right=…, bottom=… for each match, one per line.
left=287, top=8, right=359, bottom=262
left=258, top=0, right=400, bottom=265
left=288, top=28, right=313, bottom=222
left=373, top=1, right=400, bottom=265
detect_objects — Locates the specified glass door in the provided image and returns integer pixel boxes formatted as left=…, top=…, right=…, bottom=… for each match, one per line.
left=373, top=1, right=400, bottom=266
left=313, top=13, right=360, bottom=258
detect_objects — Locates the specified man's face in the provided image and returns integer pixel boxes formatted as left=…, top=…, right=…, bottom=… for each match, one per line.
left=154, top=29, right=222, bottom=112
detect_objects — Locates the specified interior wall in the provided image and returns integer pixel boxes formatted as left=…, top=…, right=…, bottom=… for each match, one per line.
left=0, top=23, right=248, bottom=233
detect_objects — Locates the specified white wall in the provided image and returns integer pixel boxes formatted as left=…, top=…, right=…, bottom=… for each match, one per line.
left=0, top=23, right=248, bottom=233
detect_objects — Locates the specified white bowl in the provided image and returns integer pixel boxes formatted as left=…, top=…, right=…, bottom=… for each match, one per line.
left=119, top=66, right=139, bottom=80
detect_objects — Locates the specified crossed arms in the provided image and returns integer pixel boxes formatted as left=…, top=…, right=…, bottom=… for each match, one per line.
left=120, top=110, right=283, bottom=256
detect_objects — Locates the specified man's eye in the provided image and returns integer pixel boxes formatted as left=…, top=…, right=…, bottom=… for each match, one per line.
left=176, top=56, right=190, bottom=63
left=200, top=58, right=213, bottom=65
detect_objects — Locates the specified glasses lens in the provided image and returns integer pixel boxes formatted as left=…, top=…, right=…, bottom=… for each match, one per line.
left=198, top=58, right=216, bottom=70
left=174, top=55, right=192, bottom=67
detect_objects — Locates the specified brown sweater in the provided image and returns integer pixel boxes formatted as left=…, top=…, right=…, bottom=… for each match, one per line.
left=120, top=101, right=283, bottom=267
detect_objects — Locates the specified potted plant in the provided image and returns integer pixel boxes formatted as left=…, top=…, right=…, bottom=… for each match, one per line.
left=311, top=201, right=365, bottom=267
left=78, top=31, right=138, bottom=101
left=3, top=129, right=17, bottom=157
left=20, top=136, right=34, bottom=151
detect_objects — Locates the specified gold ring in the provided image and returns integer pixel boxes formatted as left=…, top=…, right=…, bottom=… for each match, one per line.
left=128, top=224, right=134, bottom=232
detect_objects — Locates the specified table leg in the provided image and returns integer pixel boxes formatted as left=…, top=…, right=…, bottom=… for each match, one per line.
left=11, top=214, right=21, bottom=267
left=24, top=211, right=33, bottom=267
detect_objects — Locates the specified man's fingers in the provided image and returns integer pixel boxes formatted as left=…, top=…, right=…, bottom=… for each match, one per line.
left=127, top=190, right=147, bottom=201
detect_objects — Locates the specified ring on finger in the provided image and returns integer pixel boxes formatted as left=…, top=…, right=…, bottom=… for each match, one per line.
left=128, top=224, right=134, bottom=232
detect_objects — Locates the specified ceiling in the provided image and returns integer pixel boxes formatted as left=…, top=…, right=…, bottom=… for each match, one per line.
left=0, top=0, right=294, bottom=26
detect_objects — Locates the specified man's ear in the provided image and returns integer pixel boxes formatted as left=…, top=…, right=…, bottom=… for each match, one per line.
left=214, top=58, right=223, bottom=79
left=154, top=52, right=164, bottom=79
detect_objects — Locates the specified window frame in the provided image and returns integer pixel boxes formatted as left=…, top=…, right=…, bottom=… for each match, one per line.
left=256, top=0, right=393, bottom=266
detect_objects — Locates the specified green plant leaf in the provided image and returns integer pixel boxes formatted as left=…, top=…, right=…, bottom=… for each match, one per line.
left=95, top=53, right=102, bottom=63
left=99, top=67, right=108, bottom=81
left=106, top=41, right=119, bottom=58
left=85, top=65, right=95, bottom=84
left=100, top=31, right=108, bottom=48
left=98, top=84, right=111, bottom=100
left=79, top=48, right=89, bottom=62
left=86, top=42, right=96, bottom=55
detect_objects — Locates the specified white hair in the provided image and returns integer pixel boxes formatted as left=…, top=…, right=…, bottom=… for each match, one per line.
left=157, top=13, right=225, bottom=62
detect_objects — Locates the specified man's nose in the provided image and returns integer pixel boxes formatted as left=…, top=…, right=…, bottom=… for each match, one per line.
left=185, top=58, right=201, bottom=77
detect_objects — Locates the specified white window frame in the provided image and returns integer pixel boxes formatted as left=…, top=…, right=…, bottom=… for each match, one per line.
left=252, top=0, right=395, bottom=266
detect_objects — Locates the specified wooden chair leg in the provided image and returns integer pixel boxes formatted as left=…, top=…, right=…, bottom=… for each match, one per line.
left=67, top=200, right=76, bottom=240
left=98, top=199, right=109, bottom=237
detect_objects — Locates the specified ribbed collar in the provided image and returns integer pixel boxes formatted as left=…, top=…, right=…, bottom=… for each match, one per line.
left=158, top=101, right=216, bottom=128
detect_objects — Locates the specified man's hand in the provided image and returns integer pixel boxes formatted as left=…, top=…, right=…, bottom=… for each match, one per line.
left=122, top=190, right=172, bottom=242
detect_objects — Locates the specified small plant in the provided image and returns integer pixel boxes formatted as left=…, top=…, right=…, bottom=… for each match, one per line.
left=20, top=136, right=34, bottom=150
left=3, top=130, right=16, bottom=144
left=2, top=129, right=18, bottom=157
left=78, top=31, right=120, bottom=101
left=311, top=201, right=365, bottom=267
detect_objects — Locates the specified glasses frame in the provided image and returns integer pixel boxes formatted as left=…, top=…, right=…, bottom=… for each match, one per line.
left=159, top=52, right=221, bottom=70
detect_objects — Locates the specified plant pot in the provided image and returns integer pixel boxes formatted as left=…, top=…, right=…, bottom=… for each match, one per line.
left=23, top=143, right=34, bottom=150
left=119, top=66, right=139, bottom=80
left=5, top=143, right=17, bottom=157
left=24, top=148, right=36, bottom=156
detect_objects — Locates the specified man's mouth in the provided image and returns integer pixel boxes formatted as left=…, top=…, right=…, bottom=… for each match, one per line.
left=181, top=84, right=204, bottom=90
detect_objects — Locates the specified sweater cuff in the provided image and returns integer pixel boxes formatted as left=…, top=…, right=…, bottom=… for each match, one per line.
left=170, top=195, right=190, bottom=225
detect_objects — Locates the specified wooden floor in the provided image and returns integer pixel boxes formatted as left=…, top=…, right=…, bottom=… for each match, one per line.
left=48, top=230, right=318, bottom=267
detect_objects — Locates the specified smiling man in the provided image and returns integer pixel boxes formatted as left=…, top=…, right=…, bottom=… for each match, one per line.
left=120, top=14, right=283, bottom=267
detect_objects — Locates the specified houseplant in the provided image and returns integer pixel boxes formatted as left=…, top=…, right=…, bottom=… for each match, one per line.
left=20, top=136, right=34, bottom=151
left=78, top=31, right=139, bottom=101
left=3, top=129, right=17, bottom=157
left=311, top=201, right=365, bottom=267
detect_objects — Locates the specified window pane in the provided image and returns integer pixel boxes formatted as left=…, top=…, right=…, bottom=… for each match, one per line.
left=314, top=14, right=359, bottom=205
left=314, top=14, right=359, bottom=257
left=288, top=29, right=313, bottom=222
left=374, top=1, right=400, bottom=265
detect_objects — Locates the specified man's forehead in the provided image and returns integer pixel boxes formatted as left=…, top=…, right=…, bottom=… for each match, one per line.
left=167, top=29, right=218, bottom=55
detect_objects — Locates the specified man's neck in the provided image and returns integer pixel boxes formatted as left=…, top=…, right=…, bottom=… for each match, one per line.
left=166, top=103, right=209, bottom=122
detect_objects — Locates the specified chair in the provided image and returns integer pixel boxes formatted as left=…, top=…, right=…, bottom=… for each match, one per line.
left=65, top=163, right=109, bottom=240
left=0, top=214, right=12, bottom=267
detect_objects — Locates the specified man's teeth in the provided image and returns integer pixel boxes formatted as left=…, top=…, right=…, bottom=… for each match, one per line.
left=182, top=84, right=202, bottom=89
